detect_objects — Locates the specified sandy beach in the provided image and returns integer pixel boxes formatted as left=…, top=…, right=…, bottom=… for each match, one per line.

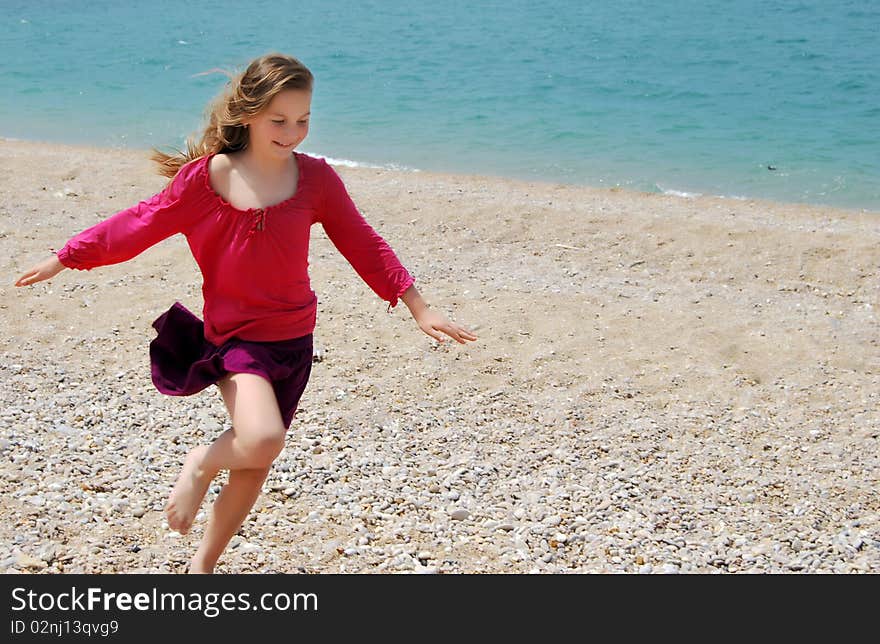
left=1, top=138, right=878, bottom=573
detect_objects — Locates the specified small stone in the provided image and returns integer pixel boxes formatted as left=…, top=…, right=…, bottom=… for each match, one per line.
left=450, top=509, right=470, bottom=521
left=16, top=553, right=48, bottom=570
left=638, top=564, right=653, bottom=574
left=131, top=506, right=146, bottom=518
left=661, top=563, right=679, bottom=574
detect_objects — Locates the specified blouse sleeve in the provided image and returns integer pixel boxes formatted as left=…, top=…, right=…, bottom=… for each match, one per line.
left=317, top=160, right=415, bottom=309
left=56, top=160, right=198, bottom=271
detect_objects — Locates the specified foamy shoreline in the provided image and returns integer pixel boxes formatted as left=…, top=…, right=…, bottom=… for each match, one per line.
left=2, top=138, right=878, bottom=573
left=4, top=136, right=877, bottom=217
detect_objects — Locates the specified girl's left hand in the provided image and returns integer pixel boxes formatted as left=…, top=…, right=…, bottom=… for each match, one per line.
left=415, top=308, right=478, bottom=344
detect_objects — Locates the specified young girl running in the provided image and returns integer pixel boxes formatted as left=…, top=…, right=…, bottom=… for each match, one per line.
left=14, top=53, right=477, bottom=574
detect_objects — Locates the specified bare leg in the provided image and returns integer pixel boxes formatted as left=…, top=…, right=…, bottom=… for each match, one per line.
left=184, top=373, right=287, bottom=573
left=189, top=466, right=270, bottom=573
left=165, top=373, right=286, bottom=536
left=165, top=445, right=213, bottom=534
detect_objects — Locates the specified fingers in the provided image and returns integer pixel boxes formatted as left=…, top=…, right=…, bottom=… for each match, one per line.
left=434, top=323, right=478, bottom=344
left=446, top=322, right=478, bottom=344
left=14, top=270, right=40, bottom=287
left=425, top=328, right=446, bottom=343
left=443, top=327, right=466, bottom=344
left=416, top=311, right=478, bottom=344
left=15, top=255, right=64, bottom=287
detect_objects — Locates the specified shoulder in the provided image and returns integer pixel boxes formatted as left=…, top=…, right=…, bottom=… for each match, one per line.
left=205, top=152, right=233, bottom=185
left=207, top=152, right=233, bottom=174
left=167, top=153, right=212, bottom=193
left=297, top=153, right=345, bottom=193
left=157, top=154, right=213, bottom=212
left=202, top=152, right=243, bottom=204
left=296, top=151, right=333, bottom=178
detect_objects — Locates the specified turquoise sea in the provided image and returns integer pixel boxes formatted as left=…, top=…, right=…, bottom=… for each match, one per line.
left=1, top=0, right=878, bottom=210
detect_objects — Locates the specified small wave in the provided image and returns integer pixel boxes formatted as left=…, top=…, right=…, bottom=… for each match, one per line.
left=656, top=185, right=702, bottom=199
left=304, top=151, right=420, bottom=173
left=178, top=40, right=189, bottom=45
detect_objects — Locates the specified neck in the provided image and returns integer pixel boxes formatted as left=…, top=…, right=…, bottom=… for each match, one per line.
left=239, top=146, right=296, bottom=176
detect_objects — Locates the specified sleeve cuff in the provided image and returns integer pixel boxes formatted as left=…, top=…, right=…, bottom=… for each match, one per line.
left=55, top=245, right=76, bottom=269
left=387, top=275, right=415, bottom=312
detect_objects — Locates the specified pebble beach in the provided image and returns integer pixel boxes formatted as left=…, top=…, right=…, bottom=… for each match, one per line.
left=2, top=139, right=878, bottom=574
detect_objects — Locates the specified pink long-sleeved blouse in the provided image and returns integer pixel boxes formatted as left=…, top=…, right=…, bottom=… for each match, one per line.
left=57, top=152, right=415, bottom=345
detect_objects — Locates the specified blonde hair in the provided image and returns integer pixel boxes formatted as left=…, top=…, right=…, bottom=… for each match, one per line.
left=152, top=53, right=313, bottom=178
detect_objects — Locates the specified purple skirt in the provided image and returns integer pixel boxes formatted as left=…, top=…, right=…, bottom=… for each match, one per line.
left=149, top=302, right=312, bottom=429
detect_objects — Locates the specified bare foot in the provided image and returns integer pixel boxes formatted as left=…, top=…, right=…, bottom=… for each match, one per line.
left=188, top=557, right=214, bottom=574
left=166, top=446, right=213, bottom=534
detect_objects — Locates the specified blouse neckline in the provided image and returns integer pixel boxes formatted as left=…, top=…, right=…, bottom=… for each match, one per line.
left=201, top=151, right=306, bottom=214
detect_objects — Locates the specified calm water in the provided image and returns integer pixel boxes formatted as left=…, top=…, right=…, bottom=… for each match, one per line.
left=1, top=0, right=878, bottom=210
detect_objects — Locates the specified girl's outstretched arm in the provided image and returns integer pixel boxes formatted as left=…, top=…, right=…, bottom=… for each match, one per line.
left=17, top=158, right=201, bottom=283
left=400, top=284, right=478, bottom=344
left=14, top=254, right=66, bottom=287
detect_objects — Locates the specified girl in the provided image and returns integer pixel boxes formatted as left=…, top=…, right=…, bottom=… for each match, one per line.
left=14, top=52, right=477, bottom=574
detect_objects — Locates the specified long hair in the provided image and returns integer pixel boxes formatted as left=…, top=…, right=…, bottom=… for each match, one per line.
left=152, top=53, right=313, bottom=178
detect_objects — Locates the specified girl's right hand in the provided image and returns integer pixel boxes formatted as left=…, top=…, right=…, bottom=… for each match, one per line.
left=15, top=255, right=66, bottom=287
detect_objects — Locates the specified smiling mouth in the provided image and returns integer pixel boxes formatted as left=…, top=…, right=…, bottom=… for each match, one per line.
left=273, top=141, right=295, bottom=148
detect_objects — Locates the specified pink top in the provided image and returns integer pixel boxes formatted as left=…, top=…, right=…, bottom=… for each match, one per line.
left=57, top=152, right=415, bottom=345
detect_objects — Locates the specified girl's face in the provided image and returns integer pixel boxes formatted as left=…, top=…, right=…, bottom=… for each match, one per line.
left=245, top=89, right=312, bottom=159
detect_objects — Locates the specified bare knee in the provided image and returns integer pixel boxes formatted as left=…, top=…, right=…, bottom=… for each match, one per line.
left=239, top=429, right=286, bottom=468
